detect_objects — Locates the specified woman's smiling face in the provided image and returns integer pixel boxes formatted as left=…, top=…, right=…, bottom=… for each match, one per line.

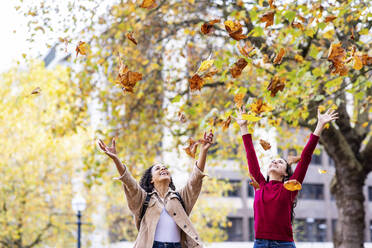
left=268, top=158, right=288, bottom=178
left=151, top=162, right=171, bottom=184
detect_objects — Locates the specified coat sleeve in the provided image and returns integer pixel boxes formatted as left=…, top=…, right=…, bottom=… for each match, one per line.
left=178, top=161, right=207, bottom=215
left=242, top=134, right=266, bottom=185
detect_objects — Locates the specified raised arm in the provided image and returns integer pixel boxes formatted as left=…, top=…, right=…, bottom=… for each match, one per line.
left=179, top=131, right=213, bottom=214
left=235, top=107, right=266, bottom=185
left=290, top=108, right=338, bottom=183
left=98, top=138, right=146, bottom=215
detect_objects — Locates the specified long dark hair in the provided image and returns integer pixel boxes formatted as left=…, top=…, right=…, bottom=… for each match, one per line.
left=266, top=159, right=298, bottom=225
left=139, top=164, right=176, bottom=193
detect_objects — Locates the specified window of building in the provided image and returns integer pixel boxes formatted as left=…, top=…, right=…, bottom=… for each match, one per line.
left=312, top=153, right=322, bottom=165
left=370, top=220, right=372, bottom=242
left=248, top=217, right=255, bottom=241
left=368, top=186, right=372, bottom=201
left=298, top=183, right=324, bottom=200
left=328, top=156, right=334, bottom=167
left=294, top=218, right=327, bottom=242
left=226, top=217, right=243, bottom=241
left=247, top=181, right=255, bottom=198
left=225, top=179, right=241, bottom=197
left=332, top=219, right=338, bottom=239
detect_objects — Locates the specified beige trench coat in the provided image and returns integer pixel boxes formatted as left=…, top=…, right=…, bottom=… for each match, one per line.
left=115, top=161, right=206, bottom=248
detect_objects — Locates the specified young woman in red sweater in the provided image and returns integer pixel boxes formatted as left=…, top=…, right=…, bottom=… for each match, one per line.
left=236, top=107, right=338, bottom=247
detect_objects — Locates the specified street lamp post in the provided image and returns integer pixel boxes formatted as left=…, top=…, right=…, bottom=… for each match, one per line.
left=72, top=195, right=86, bottom=248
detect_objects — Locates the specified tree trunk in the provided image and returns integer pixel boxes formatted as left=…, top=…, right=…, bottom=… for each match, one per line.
left=321, top=127, right=367, bottom=247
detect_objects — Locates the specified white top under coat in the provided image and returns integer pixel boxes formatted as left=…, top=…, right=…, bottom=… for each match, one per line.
left=154, top=208, right=181, bottom=242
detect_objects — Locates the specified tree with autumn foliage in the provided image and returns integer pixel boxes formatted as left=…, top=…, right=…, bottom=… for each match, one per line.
left=19, top=0, right=371, bottom=247
left=0, top=61, right=98, bottom=247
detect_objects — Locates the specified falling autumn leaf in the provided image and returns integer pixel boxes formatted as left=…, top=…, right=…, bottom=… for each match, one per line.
left=273, top=48, right=286, bottom=65
left=259, top=139, right=271, bottom=150
left=353, top=55, right=363, bottom=70
left=198, top=59, right=214, bottom=73
left=250, top=98, right=273, bottom=115
left=267, top=75, right=285, bottom=97
left=209, top=116, right=224, bottom=128
left=324, top=16, right=336, bottom=23
left=294, top=54, right=304, bottom=63
left=222, top=116, right=232, bottom=131
left=75, top=41, right=88, bottom=57
left=188, top=74, right=204, bottom=91
left=291, top=22, right=304, bottom=31
left=327, top=43, right=348, bottom=76
left=318, top=168, right=327, bottom=174
left=201, top=19, right=220, bottom=35
left=178, top=112, right=187, bottom=123
left=230, top=58, right=248, bottom=78
left=284, top=179, right=302, bottom=191
left=224, top=20, right=248, bottom=41
left=361, top=54, right=372, bottom=66
left=237, top=42, right=255, bottom=57
left=140, top=0, right=157, bottom=9
left=241, top=114, right=261, bottom=122
left=234, top=93, right=245, bottom=108
left=350, top=27, right=355, bottom=40
left=287, top=155, right=301, bottom=165
left=126, top=31, right=137, bottom=45
left=116, top=60, right=143, bottom=93
left=31, top=87, right=41, bottom=95
left=184, top=137, right=199, bottom=158
left=259, top=11, right=275, bottom=28
left=268, top=0, right=276, bottom=9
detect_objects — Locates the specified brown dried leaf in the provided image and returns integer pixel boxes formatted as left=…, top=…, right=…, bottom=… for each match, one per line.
left=259, top=11, right=275, bottom=28
left=201, top=19, right=220, bottom=35
left=267, top=75, right=285, bottom=97
left=229, top=58, right=248, bottom=78
left=126, top=31, right=137, bottom=45
left=259, top=139, right=271, bottom=150
left=273, top=48, right=286, bottom=65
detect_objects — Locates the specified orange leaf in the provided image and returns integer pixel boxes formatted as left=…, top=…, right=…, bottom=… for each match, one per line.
left=222, top=116, right=232, bottom=131
left=284, top=179, right=302, bottom=191
left=267, top=75, right=285, bottom=97
left=325, top=16, right=336, bottom=23
left=327, top=43, right=348, bottom=76
left=268, top=0, right=276, bottom=9
left=350, top=27, right=355, bottom=40
left=229, top=58, right=248, bottom=78
left=188, top=74, right=204, bottom=91
left=126, top=31, right=137, bottom=45
left=224, top=20, right=248, bottom=41
left=116, top=60, right=143, bottom=93
left=237, top=41, right=255, bottom=57
left=291, top=22, right=304, bottom=31
left=140, top=0, right=157, bottom=9
left=273, top=48, right=286, bottom=65
left=259, top=11, right=275, bottom=28
left=201, top=19, right=220, bottom=35
left=250, top=98, right=273, bottom=115
left=75, top=41, right=87, bottom=57
left=234, top=93, right=245, bottom=108
left=361, top=54, right=372, bottom=66
left=184, top=138, right=199, bottom=158
left=259, top=139, right=271, bottom=150
left=353, top=55, right=363, bottom=70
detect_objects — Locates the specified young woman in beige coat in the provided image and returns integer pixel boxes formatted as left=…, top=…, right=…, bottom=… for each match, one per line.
left=98, top=131, right=213, bottom=248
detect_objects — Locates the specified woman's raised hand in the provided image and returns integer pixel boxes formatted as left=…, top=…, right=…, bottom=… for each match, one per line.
left=234, top=106, right=248, bottom=127
left=200, top=130, right=214, bottom=151
left=98, top=138, right=118, bottom=161
left=317, top=108, right=338, bottom=126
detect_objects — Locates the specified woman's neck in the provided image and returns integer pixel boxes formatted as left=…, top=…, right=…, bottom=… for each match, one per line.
left=154, top=182, right=169, bottom=198
left=268, top=172, right=283, bottom=181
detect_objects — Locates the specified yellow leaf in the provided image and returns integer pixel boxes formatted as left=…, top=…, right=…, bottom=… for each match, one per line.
left=362, top=122, right=368, bottom=128
left=318, top=168, right=327, bottom=174
left=241, top=114, right=261, bottom=122
left=353, top=56, right=363, bottom=70
left=198, top=59, right=214, bottom=73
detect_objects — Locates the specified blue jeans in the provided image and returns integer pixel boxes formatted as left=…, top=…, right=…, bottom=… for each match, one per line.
left=253, top=239, right=296, bottom=248
left=152, top=241, right=182, bottom=248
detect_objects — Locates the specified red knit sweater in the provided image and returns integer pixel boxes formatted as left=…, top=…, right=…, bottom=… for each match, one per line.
left=242, top=133, right=319, bottom=241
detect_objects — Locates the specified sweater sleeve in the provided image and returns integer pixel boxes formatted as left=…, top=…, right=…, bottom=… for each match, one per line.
left=290, top=133, right=320, bottom=183
left=242, top=134, right=266, bottom=185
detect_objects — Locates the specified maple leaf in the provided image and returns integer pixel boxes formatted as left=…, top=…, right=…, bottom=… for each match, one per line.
left=259, top=11, right=275, bottom=28
left=75, top=41, right=88, bottom=57
left=284, top=179, right=302, bottom=191
left=237, top=41, right=255, bottom=57
left=184, top=137, right=199, bottom=158
left=224, top=20, right=248, bottom=40
left=201, top=19, right=220, bottom=35
left=116, top=60, right=143, bottom=93
left=229, top=58, right=248, bottom=78
left=140, top=0, right=157, bottom=9
left=250, top=98, right=273, bottom=115
left=327, top=43, right=348, bottom=76
left=273, top=48, right=286, bottom=65
left=259, top=139, right=271, bottom=150
left=234, top=93, right=245, bottom=108
left=267, top=75, right=285, bottom=97
left=126, top=31, right=137, bottom=45
left=222, top=116, right=232, bottom=131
